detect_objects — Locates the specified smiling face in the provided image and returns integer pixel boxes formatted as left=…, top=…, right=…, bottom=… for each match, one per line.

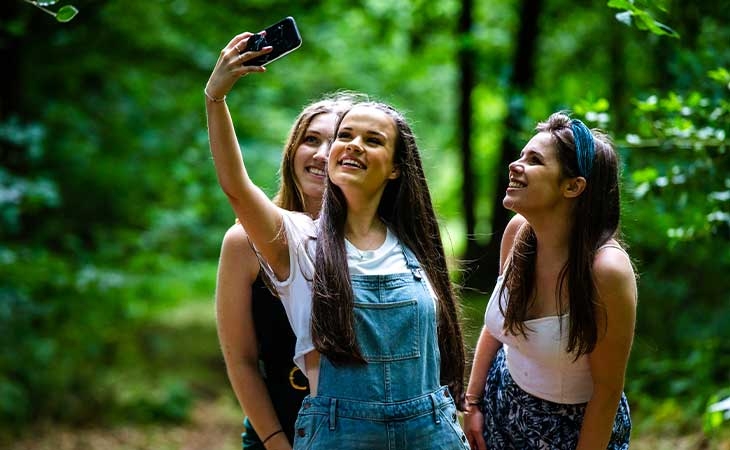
left=328, top=106, right=401, bottom=201
left=503, top=131, right=570, bottom=215
left=293, top=112, right=338, bottom=209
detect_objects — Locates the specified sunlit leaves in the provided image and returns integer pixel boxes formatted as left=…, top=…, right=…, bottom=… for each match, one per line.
left=623, top=71, right=730, bottom=246
left=608, top=0, right=679, bottom=38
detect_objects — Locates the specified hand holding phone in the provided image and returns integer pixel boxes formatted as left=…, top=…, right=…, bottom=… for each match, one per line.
left=243, top=16, right=302, bottom=66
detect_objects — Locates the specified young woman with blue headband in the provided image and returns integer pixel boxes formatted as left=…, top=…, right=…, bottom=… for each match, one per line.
left=464, top=112, right=636, bottom=449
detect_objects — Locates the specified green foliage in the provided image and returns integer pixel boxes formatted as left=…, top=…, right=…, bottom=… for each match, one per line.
left=618, top=70, right=730, bottom=422
left=607, top=0, right=679, bottom=38
left=21, top=0, right=78, bottom=22
left=704, top=389, right=730, bottom=435
left=2, top=0, right=729, bottom=438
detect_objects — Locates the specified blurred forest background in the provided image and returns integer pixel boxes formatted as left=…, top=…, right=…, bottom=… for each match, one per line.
left=2, top=0, right=730, bottom=449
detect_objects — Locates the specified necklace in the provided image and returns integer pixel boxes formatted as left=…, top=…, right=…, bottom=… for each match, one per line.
left=345, top=220, right=386, bottom=260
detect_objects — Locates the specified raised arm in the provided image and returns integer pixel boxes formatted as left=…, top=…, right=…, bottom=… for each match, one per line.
left=205, top=33, right=290, bottom=280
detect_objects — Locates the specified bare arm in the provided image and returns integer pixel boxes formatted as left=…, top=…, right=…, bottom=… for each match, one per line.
left=206, top=33, right=289, bottom=280
left=463, top=214, right=524, bottom=449
left=216, top=224, right=292, bottom=450
left=576, top=246, right=637, bottom=449
left=463, top=326, right=502, bottom=450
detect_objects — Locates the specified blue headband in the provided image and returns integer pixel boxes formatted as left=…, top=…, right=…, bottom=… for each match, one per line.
left=570, top=119, right=595, bottom=178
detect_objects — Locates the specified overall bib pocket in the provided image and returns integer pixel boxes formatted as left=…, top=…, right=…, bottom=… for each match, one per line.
left=353, top=298, right=420, bottom=362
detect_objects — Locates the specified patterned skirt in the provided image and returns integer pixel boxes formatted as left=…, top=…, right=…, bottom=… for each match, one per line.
left=480, top=347, right=631, bottom=450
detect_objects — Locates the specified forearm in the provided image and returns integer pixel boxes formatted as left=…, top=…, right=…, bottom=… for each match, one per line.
left=463, top=327, right=501, bottom=450
left=466, top=326, right=502, bottom=399
left=205, top=100, right=256, bottom=204
left=227, top=362, right=292, bottom=450
left=575, top=388, right=623, bottom=450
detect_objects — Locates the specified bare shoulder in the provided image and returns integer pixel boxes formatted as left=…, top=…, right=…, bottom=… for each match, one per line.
left=220, top=223, right=261, bottom=278
left=504, top=214, right=527, bottom=239
left=593, top=240, right=637, bottom=305
left=499, top=214, right=528, bottom=274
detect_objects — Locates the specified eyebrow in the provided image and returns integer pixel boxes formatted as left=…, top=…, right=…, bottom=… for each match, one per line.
left=520, top=147, right=545, bottom=160
left=339, top=126, right=388, bottom=139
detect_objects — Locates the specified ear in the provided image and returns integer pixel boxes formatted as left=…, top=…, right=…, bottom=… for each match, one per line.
left=563, top=176, right=587, bottom=198
left=388, top=165, right=401, bottom=180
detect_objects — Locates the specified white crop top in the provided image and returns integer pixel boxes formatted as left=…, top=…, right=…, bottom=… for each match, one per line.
left=484, top=275, right=593, bottom=404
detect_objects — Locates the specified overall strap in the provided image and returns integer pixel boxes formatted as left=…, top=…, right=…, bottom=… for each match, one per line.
left=400, top=243, right=423, bottom=280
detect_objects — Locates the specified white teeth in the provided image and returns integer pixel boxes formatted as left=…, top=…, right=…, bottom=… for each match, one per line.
left=341, top=158, right=365, bottom=169
left=509, top=181, right=526, bottom=188
left=309, top=167, right=326, bottom=176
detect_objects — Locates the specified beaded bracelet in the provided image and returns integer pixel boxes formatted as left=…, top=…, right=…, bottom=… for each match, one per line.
left=204, top=88, right=226, bottom=103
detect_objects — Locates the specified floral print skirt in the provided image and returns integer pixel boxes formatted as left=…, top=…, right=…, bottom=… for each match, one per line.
left=480, top=347, right=631, bottom=450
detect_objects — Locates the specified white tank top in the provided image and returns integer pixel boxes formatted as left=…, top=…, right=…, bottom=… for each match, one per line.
left=484, top=275, right=593, bottom=404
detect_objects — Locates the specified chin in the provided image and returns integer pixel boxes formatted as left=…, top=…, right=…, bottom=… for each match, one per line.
left=502, top=196, right=516, bottom=211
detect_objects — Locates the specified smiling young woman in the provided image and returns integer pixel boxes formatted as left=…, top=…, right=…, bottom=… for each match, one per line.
left=464, top=112, right=636, bottom=450
left=205, top=30, right=468, bottom=450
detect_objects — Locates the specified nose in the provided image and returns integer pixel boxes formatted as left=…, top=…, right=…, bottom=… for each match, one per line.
left=346, top=136, right=364, bottom=153
left=313, top=141, right=329, bottom=162
left=508, top=160, right=524, bottom=174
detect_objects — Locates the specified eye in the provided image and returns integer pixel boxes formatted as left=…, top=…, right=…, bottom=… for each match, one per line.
left=337, top=131, right=352, bottom=140
left=303, top=135, right=321, bottom=145
left=367, top=137, right=384, bottom=146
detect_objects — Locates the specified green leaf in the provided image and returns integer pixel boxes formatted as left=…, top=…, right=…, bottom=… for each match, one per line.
left=708, top=68, right=730, bottom=83
left=55, top=5, right=79, bottom=23
left=648, top=19, right=680, bottom=38
left=607, top=0, right=635, bottom=9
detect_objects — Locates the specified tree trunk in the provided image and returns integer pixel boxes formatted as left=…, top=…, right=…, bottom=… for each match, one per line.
left=463, top=0, right=542, bottom=290
left=457, top=0, right=476, bottom=251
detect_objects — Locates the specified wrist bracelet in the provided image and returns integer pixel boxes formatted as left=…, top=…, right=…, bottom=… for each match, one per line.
left=204, top=88, right=226, bottom=103
left=261, top=428, right=284, bottom=445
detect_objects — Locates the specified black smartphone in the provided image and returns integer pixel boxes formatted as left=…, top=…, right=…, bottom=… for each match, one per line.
left=243, top=16, right=302, bottom=66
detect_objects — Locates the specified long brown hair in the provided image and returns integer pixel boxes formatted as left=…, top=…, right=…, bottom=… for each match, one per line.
left=501, top=111, right=622, bottom=356
left=311, top=102, right=466, bottom=402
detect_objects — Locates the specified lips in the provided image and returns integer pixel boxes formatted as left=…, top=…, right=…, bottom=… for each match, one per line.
left=508, top=179, right=526, bottom=188
left=339, top=157, right=366, bottom=169
left=307, top=166, right=326, bottom=177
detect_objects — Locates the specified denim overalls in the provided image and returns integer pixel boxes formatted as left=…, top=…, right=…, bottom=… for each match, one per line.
left=292, top=245, right=469, bottom=450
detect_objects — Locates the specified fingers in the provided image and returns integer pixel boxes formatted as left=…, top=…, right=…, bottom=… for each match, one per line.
left=466, top=431, right=487, bottom=450
left=463, top=412, right=487, bottom=450
left=226, top=32, right=254, bottom=53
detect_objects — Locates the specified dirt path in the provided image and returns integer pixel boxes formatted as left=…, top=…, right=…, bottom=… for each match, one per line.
left=8, top=397, right=727, bottom=450
left=9, top=399, right=241, bottom=450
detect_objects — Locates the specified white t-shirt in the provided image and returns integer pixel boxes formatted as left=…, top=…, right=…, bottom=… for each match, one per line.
left=266, top=210, right=436, bottom=376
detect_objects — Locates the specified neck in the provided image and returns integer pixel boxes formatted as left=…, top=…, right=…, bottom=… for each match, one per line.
left=345, top=212, right=386, bottom=251
left=303, top=194, right=322, bottom=218
left=527, top=212, right=572, bottom=265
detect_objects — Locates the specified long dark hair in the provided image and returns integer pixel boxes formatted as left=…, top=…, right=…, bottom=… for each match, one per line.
left=311, top=102, right=466, bottom=401
left=501, top=111, right=622, bottom=356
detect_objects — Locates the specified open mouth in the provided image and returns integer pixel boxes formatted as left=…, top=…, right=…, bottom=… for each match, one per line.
left=339, top=157, right=366, bottom=169
left=307, top=167, right=326, bottom=177
left=508, top=180, right=526, bottom=188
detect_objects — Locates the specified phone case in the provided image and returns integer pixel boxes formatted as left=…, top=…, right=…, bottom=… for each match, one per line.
left=243, top=16, right=302, bottom=66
